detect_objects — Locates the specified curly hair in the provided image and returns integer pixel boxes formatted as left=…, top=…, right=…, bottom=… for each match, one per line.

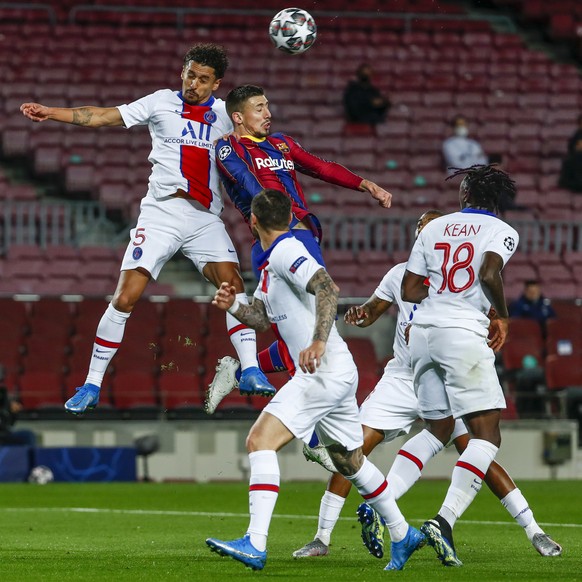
left=446, top=164, right=516, bottom=213
left=183, top=43, right=229, bottom=79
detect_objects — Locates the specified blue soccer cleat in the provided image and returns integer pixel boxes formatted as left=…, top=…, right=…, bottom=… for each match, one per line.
left=385, top=525, right=426, bottom=571
left=420, top=515, right=463, bottom=567
left=238, top=367, right=276, bottom=397
left=357, top=502, right=386, bottom=559
left=206, top=534, right=267, bottom=570
left=64, top=383, right=100, bottom=415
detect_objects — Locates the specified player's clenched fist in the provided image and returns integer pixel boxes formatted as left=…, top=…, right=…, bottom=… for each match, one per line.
left=20, top=102, right=50, bottom=122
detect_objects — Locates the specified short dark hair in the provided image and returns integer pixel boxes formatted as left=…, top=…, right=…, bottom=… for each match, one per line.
left=183, top=43, right=229, bottom=79
left=447, top=164, right=516, bottom=214
left=251, top=189, right=291, bottom=232
left=226, top=85, right=265, bottom=119
left=524, top=280, right=539, bottom=287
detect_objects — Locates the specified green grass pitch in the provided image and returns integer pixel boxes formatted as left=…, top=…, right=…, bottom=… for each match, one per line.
left=0, top=480, right=579, bottom=581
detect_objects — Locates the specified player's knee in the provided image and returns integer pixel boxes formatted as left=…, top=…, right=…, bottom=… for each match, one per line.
left=246, top=430, right=264, bottom=452
left=111, top=287, right=142, bottom=312
left=327, top=446, right=363, bottom=477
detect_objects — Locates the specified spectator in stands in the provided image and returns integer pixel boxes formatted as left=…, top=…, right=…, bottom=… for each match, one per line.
left=343, top=64, right=391, bottom=127
left=509, top=279, right=556, bottom=336
left=0, top=378, right=36, bottom=447
left=559, top=115, right=582, bottom=192
left=442, top=115, right=488, bottom=175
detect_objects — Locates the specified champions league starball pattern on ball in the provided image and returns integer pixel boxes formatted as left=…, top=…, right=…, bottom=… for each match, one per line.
left=269, top=8, right=317, bottom=55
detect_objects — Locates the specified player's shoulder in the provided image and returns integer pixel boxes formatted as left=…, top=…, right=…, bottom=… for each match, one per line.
left=387, top=261, right=407, bottom=280
left=210, top=97, right=228, bottom=116
left=269, top=133, right=295, bottom=147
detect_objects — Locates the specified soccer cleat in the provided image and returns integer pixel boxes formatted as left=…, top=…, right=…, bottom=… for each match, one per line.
left=206, top=534, right=267, bottom=571
left=64, top=383, right=100, bottom=415
left=292, top=538, right=329, bottom=558
left=532, top=533, right=562, bottom=557
left=385, top=525, right=426, bottom=571
left=302, top=443, right=337, bottom=473
left=205, top=356, right=240, bottom=414
left=238, top=366, right=276, bottom=397
left=420, top=515, right=463, bottom=567
left=357, top=502, right=386, bottom=559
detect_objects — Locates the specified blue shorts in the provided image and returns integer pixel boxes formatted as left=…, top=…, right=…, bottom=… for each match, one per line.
left=251, top=228, right=326, bottom=280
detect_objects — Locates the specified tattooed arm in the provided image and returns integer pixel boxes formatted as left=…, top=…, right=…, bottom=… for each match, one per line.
left=212, top=282, right=270, bottom=332
left=20, top=103, right=124, bottom=127
left=299, top=268, right=340, bottom=374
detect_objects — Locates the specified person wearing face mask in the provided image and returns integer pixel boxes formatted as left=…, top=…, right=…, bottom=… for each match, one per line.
left=343, top=64, right=391, bottom=126
left=442, top=115, right=488, bottom=175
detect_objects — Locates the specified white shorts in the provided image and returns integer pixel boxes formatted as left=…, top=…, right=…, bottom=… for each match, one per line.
left=409, top=325, right=506, bottom=420
left=264, top=366, right=363, bottom=451
left=359, top=374, right=418, bottom=442
left=120, top=194, right=239, bottom=280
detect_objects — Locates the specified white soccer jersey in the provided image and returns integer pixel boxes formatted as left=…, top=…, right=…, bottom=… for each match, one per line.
left=117, top=90, right=232, bottom=215
left=374, top=262, right=414, bottom=380
left=406, top=209, right=519, bottom=336
left=253, top=233, right=355, bottom=375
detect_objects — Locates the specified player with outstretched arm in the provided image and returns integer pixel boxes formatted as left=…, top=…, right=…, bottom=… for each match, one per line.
left=20, top=44, right=275, bottom=414
left=293, top=209, right=561, bottom=565
left=205, top=189, right=420, bottom=572
left=205, top=84, right=393, bottom=413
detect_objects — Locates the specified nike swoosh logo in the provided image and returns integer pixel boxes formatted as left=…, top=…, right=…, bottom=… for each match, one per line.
left=240, top=332, right=254, bottom=337
left=95, top=349, right=110, bottom=353
left=227, top=249, right=236, bottom=253
left=173, top=110, right=183, bottom=115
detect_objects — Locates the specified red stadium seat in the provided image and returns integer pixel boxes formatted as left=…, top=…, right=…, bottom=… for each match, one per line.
left=159, top=372, right=203, bottom=411
left=110, top=371, right=159, bottom=411
left=18, top=371, right=64, bottom=410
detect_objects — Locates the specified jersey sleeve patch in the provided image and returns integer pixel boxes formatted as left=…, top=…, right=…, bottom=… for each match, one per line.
left=289, top=256, right=308, bottom=273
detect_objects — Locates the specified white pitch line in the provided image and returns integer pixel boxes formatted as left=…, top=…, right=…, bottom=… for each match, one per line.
left=0, top=507, right=579, bottom=528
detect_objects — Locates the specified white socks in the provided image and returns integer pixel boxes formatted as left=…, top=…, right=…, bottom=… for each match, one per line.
left=85, top=303, right=130, bottom=387
left=387, top=429, right=444, bottom=500
left=346, top=457, right=408, bottom=542
left=439, top=438, right=498, bottom=528
left=315, top=491, right=346, bottom=545
left=501, top=487, right=543, bottom=540
left=227, top=293, right=258, bottom=371
left=247, top=450, right=280, bottom=552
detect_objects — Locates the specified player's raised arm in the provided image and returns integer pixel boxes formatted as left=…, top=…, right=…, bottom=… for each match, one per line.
left=212, top=282, right=271, bottom=332
left=344, top=295, right=392, bottom=328
left=358, top=179, right=392, bottom=208
left=20, top=102, right=124, bottom=127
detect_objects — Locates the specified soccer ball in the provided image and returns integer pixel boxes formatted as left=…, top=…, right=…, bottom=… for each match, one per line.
left=269, top=8, right=317, bottom=55
left=28, top=465, right=54, bottom=485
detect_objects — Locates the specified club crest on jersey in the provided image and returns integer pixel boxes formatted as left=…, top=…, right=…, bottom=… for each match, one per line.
left=204, top=110, right=217, bottom=124
left=503, top=236, right=515, bottom=251
left=289, top=256, right=307, bottom=273
left=133, top=247, right=143, bottom=260
left=218, top=145, right=231, bottom=161
left=275, top=142, right=290, bottom=153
